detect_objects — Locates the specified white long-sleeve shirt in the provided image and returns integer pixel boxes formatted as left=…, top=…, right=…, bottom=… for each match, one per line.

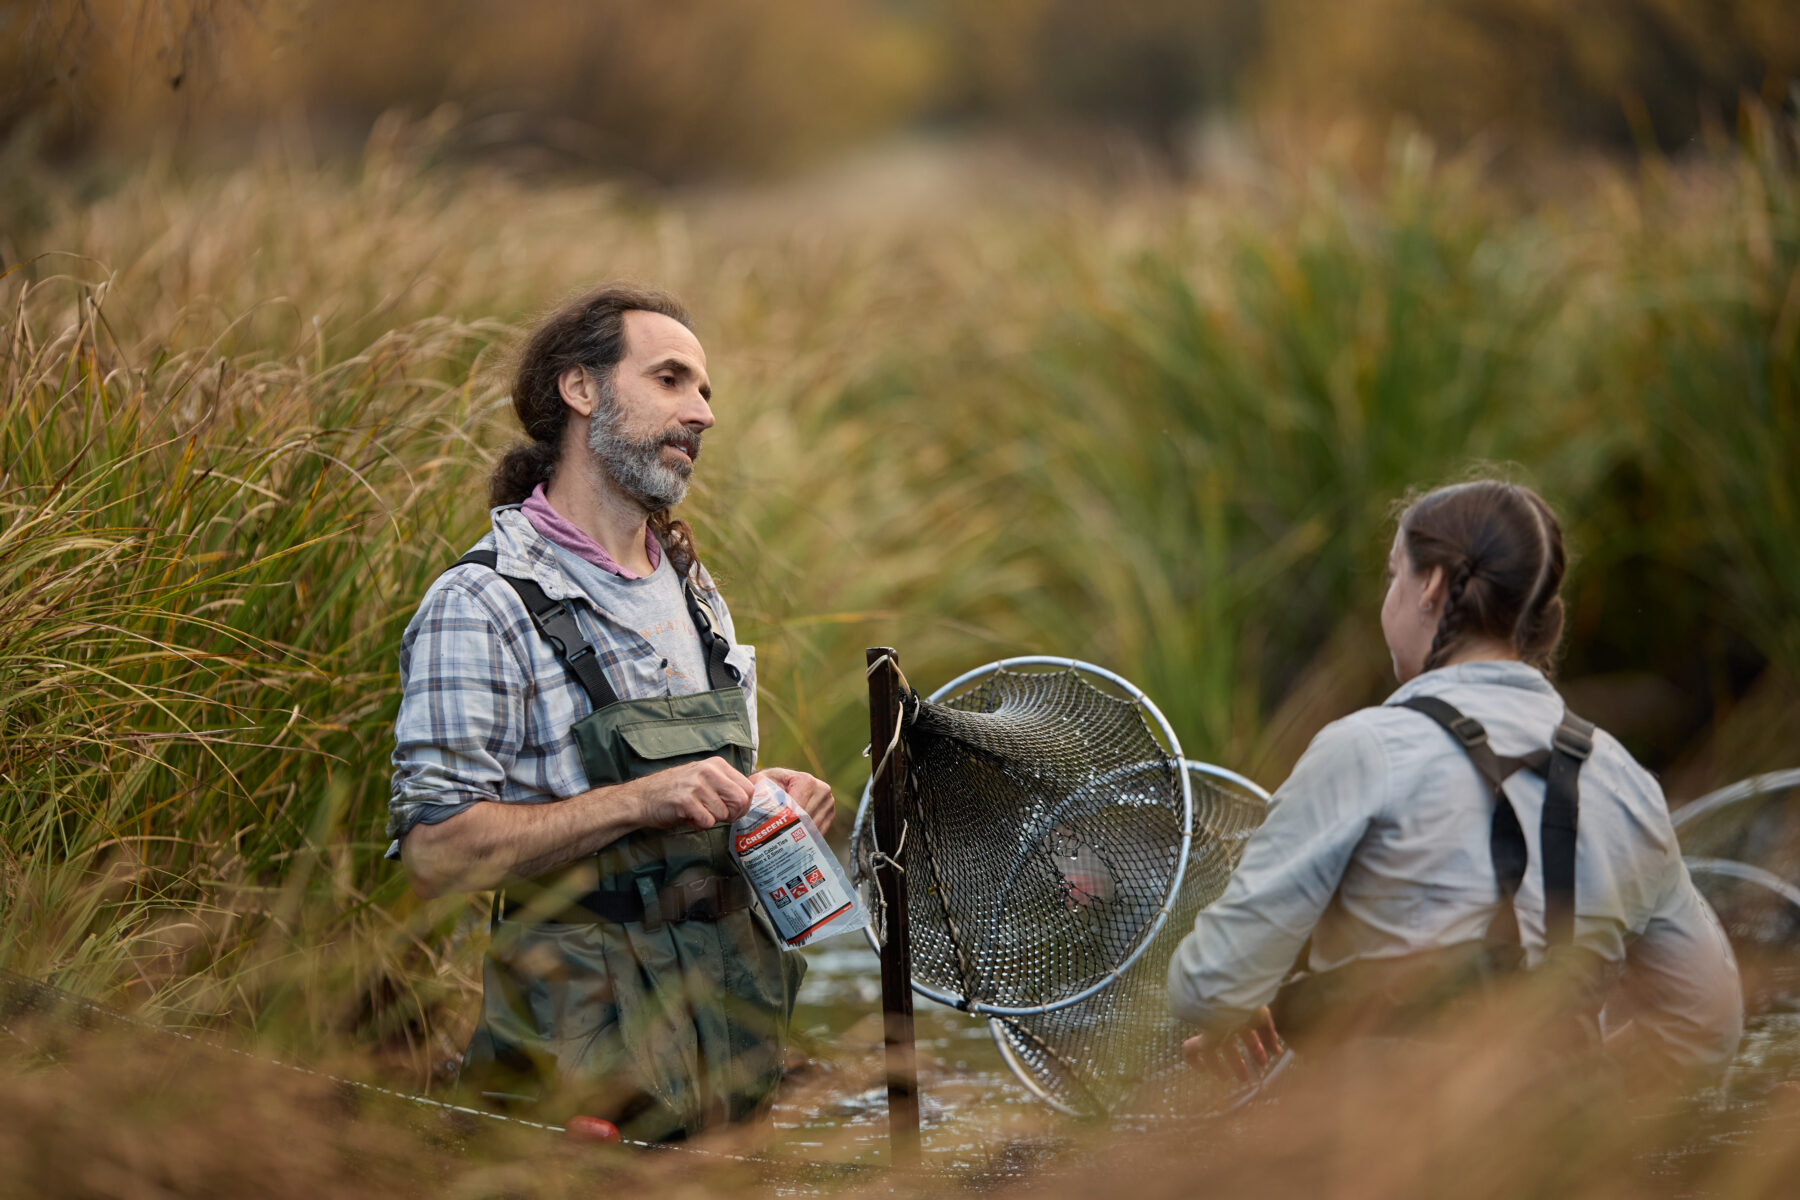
left=1167, top=661, right=1743, bottom=1076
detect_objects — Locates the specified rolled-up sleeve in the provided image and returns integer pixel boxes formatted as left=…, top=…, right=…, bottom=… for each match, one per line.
left=386, top=575, right=533, bottom=856
left=1614, top=864, right=1743, bottom=1080
left=1167, top=716, right=1388, bottom=1032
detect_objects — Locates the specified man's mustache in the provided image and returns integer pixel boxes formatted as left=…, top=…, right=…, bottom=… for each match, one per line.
left=661, top=428, right=702, bottom=463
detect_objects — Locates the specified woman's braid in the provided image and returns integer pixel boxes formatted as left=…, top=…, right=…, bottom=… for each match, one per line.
left=1398, top=479, right=1569, bottom=676
left=1422, top=559, right=1476, bottom=673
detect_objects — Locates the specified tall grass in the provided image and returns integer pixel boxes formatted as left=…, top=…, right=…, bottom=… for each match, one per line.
left=0, top=271, right=507, bottom=1045
left=1023, top=139, right=1570, bottom=766
left=2, top=113, right=1798, bottom=1127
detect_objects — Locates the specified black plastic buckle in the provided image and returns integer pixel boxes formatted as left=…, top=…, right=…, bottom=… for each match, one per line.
left=636, top=876, right=664, bottom=933
left=1553, top=722, right=1594, bottom=761
left=686, top=582, right=717, bottom=634
left=532, top=603, right=587, bottom=660
left=1448, top=715, right=1489, bottom=748
left=663, top=878, right=723, bottom=923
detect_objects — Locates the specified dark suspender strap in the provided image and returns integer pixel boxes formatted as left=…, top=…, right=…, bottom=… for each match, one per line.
left=1397, top=696, right=1593, bottom=952
left=1396, top=696, right=1508, bottom=788
left=1395, top=696, right=1534, bottom=951
left=1542, top=711, right=1594, bottom=947
left=682, top=576, right=742, bottom=692
left=453, top=550, right=621, bottom=710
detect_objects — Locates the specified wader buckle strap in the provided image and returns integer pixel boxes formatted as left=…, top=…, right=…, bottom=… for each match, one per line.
left=682, top=579, right=741, bottom=692
left=454, top=550, right=621, bottom=710
left=655, top=874, right=755, bottom=923
left=453, top=549, right=743, bottom=704
left=1552, top=720, right=1595, bottom=762
left=496, top=874, right=754, bottom=925
left=1392, top=696, right=1592, bottom=950
left=1543, top=712, right=1594, bottom=946
left=1446, top=715, right=1488, bottom=748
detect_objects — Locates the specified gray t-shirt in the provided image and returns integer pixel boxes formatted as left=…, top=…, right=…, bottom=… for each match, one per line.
left=546, top=540, right=713, bottom=697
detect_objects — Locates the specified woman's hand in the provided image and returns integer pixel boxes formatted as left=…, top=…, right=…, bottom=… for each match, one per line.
left=751, top=767, right=836, bottom=833
left=1182, top=1006, right=1282, bottom=1083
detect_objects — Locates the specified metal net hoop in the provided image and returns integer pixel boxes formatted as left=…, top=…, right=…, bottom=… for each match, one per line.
left=988, top=759, right=1273, bottom=1120
left=1672, top=769, right=1800, bottom=1012
left=1672, top=769, right=1800, bottom=868
left=852, top=657, right=1192, bottom=1016
left=1682, top=855, right=1800, bottom=1014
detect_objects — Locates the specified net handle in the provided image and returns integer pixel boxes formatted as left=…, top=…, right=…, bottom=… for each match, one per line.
left=867, top=647, right=919, bottom=1165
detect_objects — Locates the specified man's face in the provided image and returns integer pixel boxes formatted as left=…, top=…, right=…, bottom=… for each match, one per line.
left=587, top=310, right=715, bottom=512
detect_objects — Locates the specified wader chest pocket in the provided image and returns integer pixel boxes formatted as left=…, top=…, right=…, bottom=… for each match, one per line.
left=571, top=691, right=754, bottom=788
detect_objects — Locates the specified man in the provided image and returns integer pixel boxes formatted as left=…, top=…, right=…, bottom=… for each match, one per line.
left=388, top=285, right=835, bottom=1142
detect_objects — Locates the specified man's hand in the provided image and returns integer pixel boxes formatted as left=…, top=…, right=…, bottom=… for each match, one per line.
left=402, top=758, right=756, bottom=896
left=1182, top=1006, right=1281, bottom=1083
left=633, top=757, right=756, bottom=831
left=751, top=767, right=836, bottom=833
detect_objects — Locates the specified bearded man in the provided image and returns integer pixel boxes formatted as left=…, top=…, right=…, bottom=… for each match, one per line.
left=387, top=285, right=835, bottom=1141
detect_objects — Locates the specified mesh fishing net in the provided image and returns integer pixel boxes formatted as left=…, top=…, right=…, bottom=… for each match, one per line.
left=852, top=658, right=1191, bottom=1015
left=1674, top=770, right=1800, bottom=1013
left=987, top=761, right=1272, bottom=1119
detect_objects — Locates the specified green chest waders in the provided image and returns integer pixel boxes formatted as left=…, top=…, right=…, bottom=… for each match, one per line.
left=450, top=551, right=805, bottom=1142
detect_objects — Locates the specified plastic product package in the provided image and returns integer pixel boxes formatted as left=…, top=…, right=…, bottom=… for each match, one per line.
left=731, top=779, right=868, bottom=950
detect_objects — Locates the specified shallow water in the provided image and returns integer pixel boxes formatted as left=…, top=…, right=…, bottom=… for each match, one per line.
left=776, top=933, right=1800, bottom=1176
left=770, top=939, right=1059, bottom=1172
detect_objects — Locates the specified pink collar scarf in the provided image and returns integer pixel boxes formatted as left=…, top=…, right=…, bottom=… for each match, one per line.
left=520, top=484, right=662, bottom=580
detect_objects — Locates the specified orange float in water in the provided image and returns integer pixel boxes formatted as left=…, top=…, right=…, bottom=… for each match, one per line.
left=564, top=1115, right=622, bottom=1143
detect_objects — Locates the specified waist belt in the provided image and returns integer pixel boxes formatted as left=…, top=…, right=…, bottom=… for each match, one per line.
left=497, top=874, right=754, bottom=925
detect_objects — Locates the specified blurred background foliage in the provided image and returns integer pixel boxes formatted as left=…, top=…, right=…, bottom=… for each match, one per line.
left=4, top=0, right=1797, bottom=178
left=0, top=0, right=1798, bottom=1086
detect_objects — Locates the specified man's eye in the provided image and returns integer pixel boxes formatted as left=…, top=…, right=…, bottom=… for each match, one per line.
left=658, top=375, right=676, bottom=386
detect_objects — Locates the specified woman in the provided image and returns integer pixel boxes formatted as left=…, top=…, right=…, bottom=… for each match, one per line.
left=1166, top=480, right=1742, bottom=1081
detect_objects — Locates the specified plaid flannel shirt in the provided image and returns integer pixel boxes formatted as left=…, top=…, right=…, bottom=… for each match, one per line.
left=385, top=505, right=757, bottom=858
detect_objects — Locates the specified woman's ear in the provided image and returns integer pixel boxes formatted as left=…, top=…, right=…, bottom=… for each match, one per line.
left=558, top=365, right=596, bottom=417
left=1420, top=564, right=1448, bottom=614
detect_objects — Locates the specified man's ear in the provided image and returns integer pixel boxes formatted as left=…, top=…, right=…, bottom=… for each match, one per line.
left=558, top=365, right=597, bottom=417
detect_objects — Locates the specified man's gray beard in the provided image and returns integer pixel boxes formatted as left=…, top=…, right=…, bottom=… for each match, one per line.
left=586, top=381, right=695, bottom=512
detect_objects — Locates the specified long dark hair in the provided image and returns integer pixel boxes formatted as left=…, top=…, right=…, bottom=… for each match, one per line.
left=1398, top=480, right=1568, bottom=674
left=493, top=284, right=703, bottom=578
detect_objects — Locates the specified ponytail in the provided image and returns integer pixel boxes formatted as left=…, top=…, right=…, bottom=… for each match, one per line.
left=489, top=441, right=560, bottom=507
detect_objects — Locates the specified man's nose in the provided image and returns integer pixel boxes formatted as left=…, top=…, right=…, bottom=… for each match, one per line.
left=682, top=391, right=715, bottom=431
